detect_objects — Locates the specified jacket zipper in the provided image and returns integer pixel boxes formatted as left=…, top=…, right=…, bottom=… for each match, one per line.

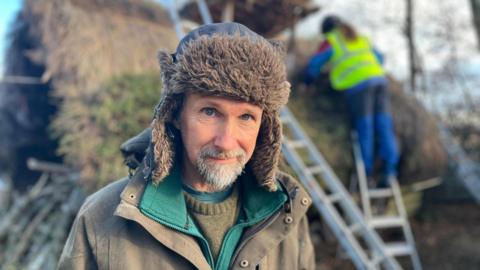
left=228, top=209, right=281, bottom=268
left=228, top=184, right=299, bottom=268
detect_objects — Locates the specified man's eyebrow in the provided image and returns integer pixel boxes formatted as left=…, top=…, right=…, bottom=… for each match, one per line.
left=198, top=99, right=262, bottom=114
left=241, top=108, right=262, bottom=116
left=198, top=100, right=221, bottom=108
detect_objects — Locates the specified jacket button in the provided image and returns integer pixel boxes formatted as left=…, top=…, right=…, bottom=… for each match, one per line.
left=284, top=216, right=293, bottom=224
left=239, top=259, right=249, bottom=267
left=301, top=197, right=309, bottom=206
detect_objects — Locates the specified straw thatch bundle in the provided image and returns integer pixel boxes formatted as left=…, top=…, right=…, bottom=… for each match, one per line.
left=14, top=0, right=178, bottom=188
left=180, top=0, right=319, bottom=37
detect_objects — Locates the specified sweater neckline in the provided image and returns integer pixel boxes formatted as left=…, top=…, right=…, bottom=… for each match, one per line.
left=183, top=184, right=239, bottom=215
left=182, top=182, right=234, bottom=203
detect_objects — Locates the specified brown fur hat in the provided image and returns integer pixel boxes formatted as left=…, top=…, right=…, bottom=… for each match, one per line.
left=148, top=23, right=290, bottom=191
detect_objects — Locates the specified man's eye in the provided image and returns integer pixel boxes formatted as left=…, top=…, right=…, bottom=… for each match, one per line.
left=201, top=107, right=217, bottom=116
left=240, top=114, right=254, bottom=121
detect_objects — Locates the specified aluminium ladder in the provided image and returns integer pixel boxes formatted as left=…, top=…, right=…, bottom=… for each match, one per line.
left=280, top=107, right=401, bottom=270
left=165, top=0, right=213, bottom=39
left=351, top=131, right=422, bottom=270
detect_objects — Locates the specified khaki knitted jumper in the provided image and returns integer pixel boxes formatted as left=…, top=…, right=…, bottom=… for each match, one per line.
left=183, top=185, right=240, bottom=262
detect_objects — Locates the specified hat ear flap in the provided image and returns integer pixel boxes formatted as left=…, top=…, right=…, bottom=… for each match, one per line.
left=268, top=40, right=287, bottom=57
left=157, top=51, right=176, bottom=95
left=150, top=118, right=175, bottom=185
left=250, top=113, right=282, bottom=192
left=148, top=51, right=181, bottom=185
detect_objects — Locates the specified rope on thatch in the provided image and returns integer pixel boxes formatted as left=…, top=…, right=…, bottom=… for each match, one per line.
left=0, top=159, right=85, bottom=270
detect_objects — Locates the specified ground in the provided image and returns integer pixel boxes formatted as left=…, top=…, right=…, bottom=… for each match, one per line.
left=413, top=201, right=480, bottom=269
left=310, top=200, right=480, bottom=269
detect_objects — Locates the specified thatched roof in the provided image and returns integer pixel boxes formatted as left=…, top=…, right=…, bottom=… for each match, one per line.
left=180, top=0, right=319, bottom=37
left=2, top=0, right=178, bottom=186
left=26, top=0, right=176, bottom=90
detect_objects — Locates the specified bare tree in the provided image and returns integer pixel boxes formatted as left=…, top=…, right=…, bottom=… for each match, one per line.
left=470, top=0, right=480, bottom=49
left=405, top=0, right=418, bottom=92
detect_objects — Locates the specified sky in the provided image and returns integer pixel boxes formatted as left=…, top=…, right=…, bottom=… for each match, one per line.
left=0, top=0, right=22, bottom=75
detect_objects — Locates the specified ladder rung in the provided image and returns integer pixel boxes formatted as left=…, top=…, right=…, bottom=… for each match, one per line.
left=369, top=188, right=393, bottom=198
left=385, top=242, right=412, bottom=256
left=286, top=140, right=307, bottom=149
left=370, top=216, right=404, bottom=229
left=348, top=223, right=363, bottom=234
left=370, top=253, right=385, bottom=265
left=326, top=193, right=343, bottom=203
left=307, top=165, right=323, bottom=175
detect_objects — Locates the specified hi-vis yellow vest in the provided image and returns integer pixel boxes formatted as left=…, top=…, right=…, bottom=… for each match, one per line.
left=326, top=30, right=385, bottom=91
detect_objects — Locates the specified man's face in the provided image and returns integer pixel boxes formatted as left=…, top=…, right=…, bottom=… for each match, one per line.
left=176, top=92, right=263, bottom=192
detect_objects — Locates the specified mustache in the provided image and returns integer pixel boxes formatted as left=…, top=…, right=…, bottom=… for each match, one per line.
left=199, top=147, right=246, bottom=160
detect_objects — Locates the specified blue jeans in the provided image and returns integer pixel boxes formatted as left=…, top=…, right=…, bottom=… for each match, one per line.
left=345, top=82, right=399, bottom=177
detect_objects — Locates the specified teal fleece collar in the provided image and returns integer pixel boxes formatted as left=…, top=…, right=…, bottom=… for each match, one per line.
left=140, top=166, right=287, bottom=230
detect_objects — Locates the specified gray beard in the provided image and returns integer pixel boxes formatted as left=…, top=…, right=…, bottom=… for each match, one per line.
left=195, top=148, right=247, bottom=192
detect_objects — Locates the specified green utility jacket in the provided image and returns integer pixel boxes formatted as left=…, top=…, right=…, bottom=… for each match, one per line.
left=57, top=167, right=315, bottom=270
left=327, top=30, right=385, bottom=90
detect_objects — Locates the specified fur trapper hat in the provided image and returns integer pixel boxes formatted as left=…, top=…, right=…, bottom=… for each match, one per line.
left=147, top=22, right=290, bottom=192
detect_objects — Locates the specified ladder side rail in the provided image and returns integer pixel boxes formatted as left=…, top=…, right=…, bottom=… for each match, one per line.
left=281, top=143, right=373, bottom=270
left=390, top=178, right=423, bottom=270
left=281, top=107, right=401, bottom=270
left=390, top=179, right=407, bottom=219
left=166, top=0, right=185, bottom=39
left=196, top=0, right=213, bottom=24
left=438, top=125, right=480, bottom=201
left=351, top=131, right=373, bottom=220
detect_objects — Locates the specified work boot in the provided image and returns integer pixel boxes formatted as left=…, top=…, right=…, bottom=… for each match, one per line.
left=377, top=174, right=396, bottom=188
left=367, top=176, right=376, bottom=189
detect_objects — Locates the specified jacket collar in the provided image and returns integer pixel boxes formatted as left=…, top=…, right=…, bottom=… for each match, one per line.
left=115, top=163, right=312, bottom=270
left=139, top=165, right=191, bottom=230
left=138, top=164, right=288, bottom=229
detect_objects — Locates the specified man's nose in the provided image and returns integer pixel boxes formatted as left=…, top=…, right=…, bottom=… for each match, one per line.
left=213, top=120, right=238, bottom=151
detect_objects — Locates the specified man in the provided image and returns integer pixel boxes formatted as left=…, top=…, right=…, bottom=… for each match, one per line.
left=58, top=22, right=315, bottom=270
left=305, top=15, right=399, bottom=187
